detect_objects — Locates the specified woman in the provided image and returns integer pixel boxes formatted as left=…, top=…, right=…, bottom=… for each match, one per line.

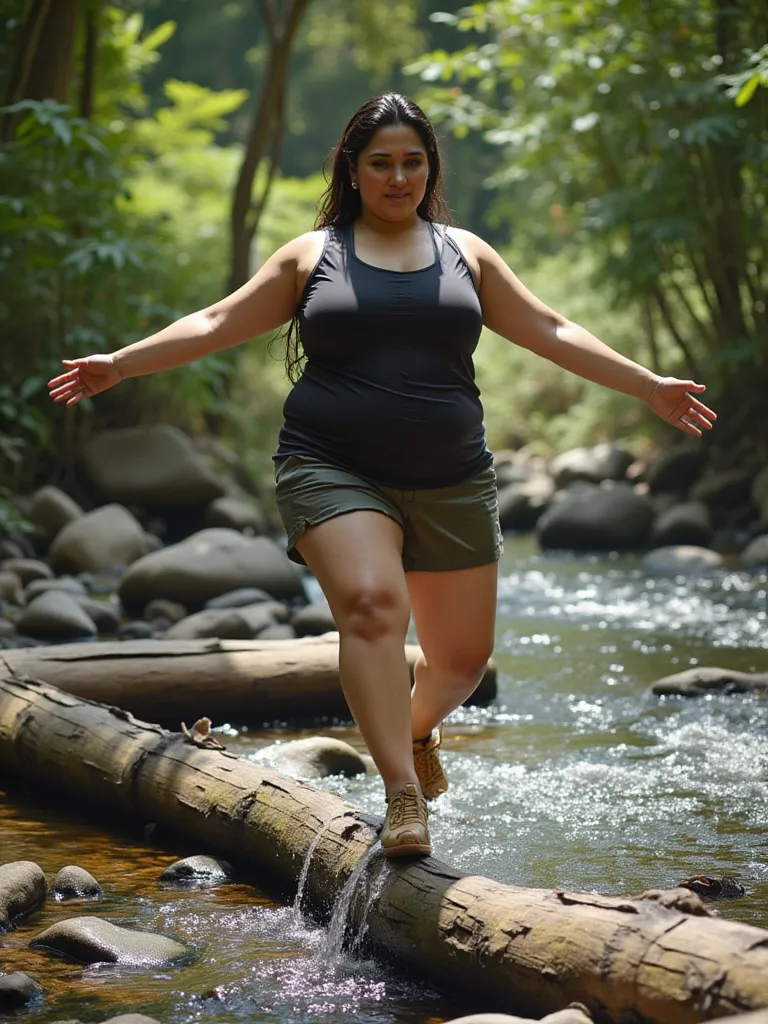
left=48, top=93, right=716, bottom=860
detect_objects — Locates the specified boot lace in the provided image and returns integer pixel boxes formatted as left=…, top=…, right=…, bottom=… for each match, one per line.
left=388, top=787, right=426, bottom=829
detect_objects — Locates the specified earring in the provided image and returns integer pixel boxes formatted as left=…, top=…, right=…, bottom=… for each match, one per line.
left=351, top=180, right=358, bottom=190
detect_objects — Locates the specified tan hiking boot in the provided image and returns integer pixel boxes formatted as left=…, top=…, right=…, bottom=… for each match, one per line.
left=413, top=727, right=448, bottom=800
left=381, top=784, right=431, bottom=858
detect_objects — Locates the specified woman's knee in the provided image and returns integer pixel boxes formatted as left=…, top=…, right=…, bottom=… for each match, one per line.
left=425, top=648, right=493, bottom=689
left=335, top=584, right=410, bottom=642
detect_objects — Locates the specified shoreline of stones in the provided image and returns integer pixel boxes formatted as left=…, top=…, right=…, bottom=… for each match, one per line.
left=0, top=855, right=232, bottom=1020
left=0, top=426, right=765, bottom=668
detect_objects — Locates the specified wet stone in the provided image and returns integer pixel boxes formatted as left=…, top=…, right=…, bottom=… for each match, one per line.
left=50, top=865, right=103, bottom=900
left=0, top=861, right=47, bottom=931
left=0, top=971, right=43, bottom=1009
left=30, top=916, right=189, bottom=967
left=159, top=855, right=233, bottom=884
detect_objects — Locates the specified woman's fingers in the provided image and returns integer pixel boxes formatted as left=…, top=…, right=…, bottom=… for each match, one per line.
left=47, top=368, right=81, bottom=388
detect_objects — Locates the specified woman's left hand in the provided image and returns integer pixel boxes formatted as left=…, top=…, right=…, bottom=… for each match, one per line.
left=647, top=378, right=717, bottom=436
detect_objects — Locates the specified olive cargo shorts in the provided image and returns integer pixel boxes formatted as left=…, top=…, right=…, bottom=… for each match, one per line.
left=274, top=455, right=503, bottom=572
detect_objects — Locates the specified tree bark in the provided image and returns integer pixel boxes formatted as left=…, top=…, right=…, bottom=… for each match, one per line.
left=1, top=672, right=767, bottom=1023
left=227, top=0, right=311, bottom=292
left=0, top=635, right=497, bottom=726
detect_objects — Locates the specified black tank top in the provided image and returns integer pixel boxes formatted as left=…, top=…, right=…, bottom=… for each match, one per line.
left=274, top=221, right=492, bottom=489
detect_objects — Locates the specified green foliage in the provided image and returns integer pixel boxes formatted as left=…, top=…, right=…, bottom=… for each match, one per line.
left=410, top=0, right=768, bottom=439
left=720, top=43, right=768, bottom=106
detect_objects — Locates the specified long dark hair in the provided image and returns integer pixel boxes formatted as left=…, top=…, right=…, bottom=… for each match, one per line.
left=278, top=93, right=451, bottom=383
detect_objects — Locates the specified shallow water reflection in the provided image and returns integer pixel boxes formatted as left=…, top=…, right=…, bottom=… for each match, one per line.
left=1, top=538, right=767, bottom=1021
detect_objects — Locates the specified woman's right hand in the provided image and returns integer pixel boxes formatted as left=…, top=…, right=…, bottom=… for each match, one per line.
left=47, top=355, right=123, bottom=406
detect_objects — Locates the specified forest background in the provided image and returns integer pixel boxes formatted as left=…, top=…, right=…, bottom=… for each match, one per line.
left=1, top=0, right=766, bottom=524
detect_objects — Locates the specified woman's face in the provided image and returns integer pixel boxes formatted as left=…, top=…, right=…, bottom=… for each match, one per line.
left=352, top=124, right=430, bottom=222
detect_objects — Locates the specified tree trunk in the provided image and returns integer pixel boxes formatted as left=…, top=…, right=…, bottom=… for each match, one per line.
left=0, top=636, right=497, bottom=726
left=1, top=671, right=767, bottom=1023
left=227, top=0, right=311, bottom=293
left=78, top=0, right=98, bottom=119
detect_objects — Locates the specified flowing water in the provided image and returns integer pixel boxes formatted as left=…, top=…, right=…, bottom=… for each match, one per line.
left=1, top=537, right=767, bottom=1022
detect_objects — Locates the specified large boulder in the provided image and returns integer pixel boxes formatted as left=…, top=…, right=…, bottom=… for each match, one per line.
left=79, top=425, right=225, bottom=509
left=650, top=501, right=713, bottom=548
left=690, top=469, right=755, bottom=512
left=17, top=591, right=98, bottom=641
left=291, top=600, right=336, bottom=637
left=118, top=529, right=306, bottom=614
left=30, top=917, right=188, bottom=967
left=550, top=442, right=634, bottom=487
left=497, top=475, right=555, bottom=532
left=536, top=483, right=654, bottom=552
left=0, top=861, right=47, bottom=931
left=49, top=505, right=147, bottom=573
left=643, top=444, right=707, bottom=494
left=29, top=485, right=83, bottom=542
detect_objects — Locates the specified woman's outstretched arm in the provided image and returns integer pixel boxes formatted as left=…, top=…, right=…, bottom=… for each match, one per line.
left=48, top=233, right=311, bottom=406
left=456, top=229, right=717, bottom=437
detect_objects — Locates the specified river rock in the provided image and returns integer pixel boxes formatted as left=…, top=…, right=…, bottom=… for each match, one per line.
left=0, top=861, right=47, bottom=931
left=79, top=425, right=225, bottom=508
left=17, top=591, right=98, bottom=641
left=29, top=485, right=83, bottom=541
left=144, top=598, right=188, bottom=624
left=536, top=482, right=654, bottom=551
left=690, top=469, right=754, bottom=511
left=26, top=576, right=88, bottom=601
left=118, top=529, right=306, bottom=614
left=643, top=545, right=723, bottom=574
left=550, top=442, right=634, bottom=487
left=49, top=505, right=147, bottom=574
left=203, top=496, right=266, bottom=534
left=258, top=737, right=367, bottom=779
left=205, top=587, right=273, bottom=609
left=30, top=916, right=188, bottom=966
left=741, top=535, right=768, bottom=569
left=1, top=558, right=52, bottom=585
left=643, top=443, right=707, bottom=494
left=292, top=600, right=336, bottom=636
left=73, top=596, right=120, bottom=635
left=258, top=623, right=296, bottom=640
left=165, top=601, right=288, bottom=640
left=50, top=866, right=102, bottom=900
left=650, top=501, right=713, bottom=548
left=0, top=570, right=24, bottom=605
left=497, top=475, right=555, bottom=532
left=651, top=667, right=768, bottom=697
left=0, top=972, right=43, bottom=1009
left=159, top=855, right=233, bottom=884
left=117, top=620, right=155, bottom=640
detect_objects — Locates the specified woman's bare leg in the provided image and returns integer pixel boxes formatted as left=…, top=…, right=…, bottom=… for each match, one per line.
left=407, top=562, right=498, bottom=741
left=295, top=510, right=419, bottom=799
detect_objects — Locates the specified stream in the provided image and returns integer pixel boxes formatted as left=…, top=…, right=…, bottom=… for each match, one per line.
left=1, top=535, right=766, bottom=1023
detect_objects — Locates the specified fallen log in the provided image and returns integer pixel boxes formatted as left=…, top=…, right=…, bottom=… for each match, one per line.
left=1, top=672, right=767, bottom=1024
left=0, top=635, right=497, bottom=725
